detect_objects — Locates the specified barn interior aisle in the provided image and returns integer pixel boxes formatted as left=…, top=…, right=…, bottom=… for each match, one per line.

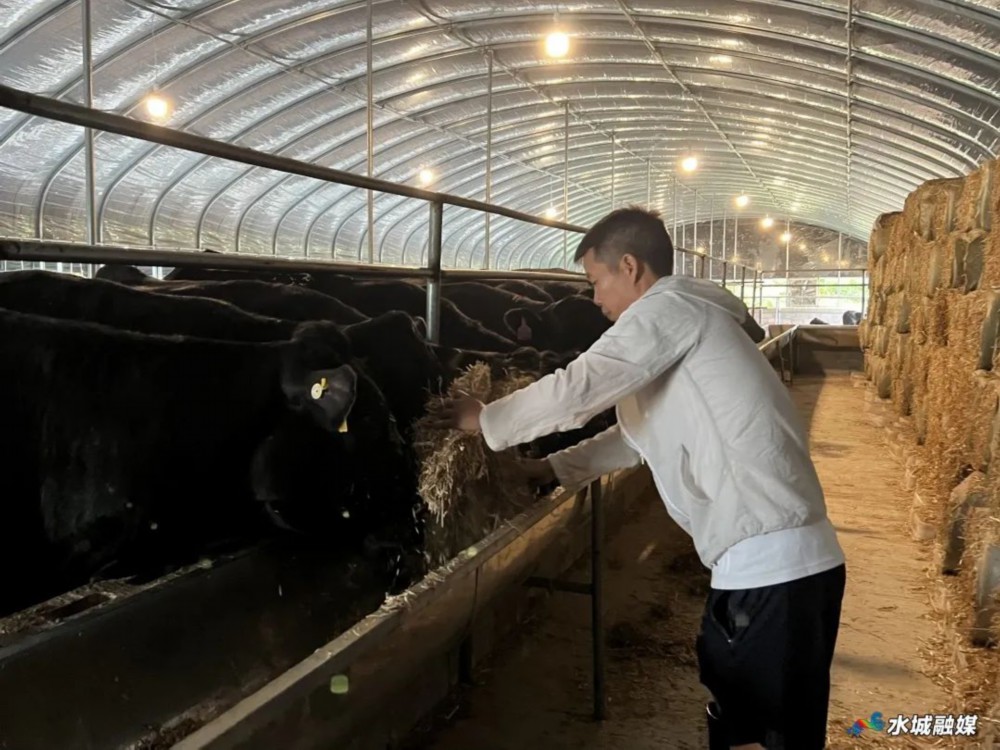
left=405, top=374, right=962, bottom=750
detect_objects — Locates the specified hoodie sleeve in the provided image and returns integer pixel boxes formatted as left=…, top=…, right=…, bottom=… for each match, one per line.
left=479, top=295, right=698, bottom=451
left=547, top=424, right=642, bottom=493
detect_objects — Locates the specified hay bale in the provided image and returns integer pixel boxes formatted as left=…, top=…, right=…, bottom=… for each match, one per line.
left=413, top=363, right=541, bottom=567
left=904, top=176, right=965, bottom=242
left=968, top=372, right=1000, bottom=474
left=955, top=157, right=996, bottom=234
left=868, top=211, right=899, bottom=263
left=948, top=290, right=990, bottom=373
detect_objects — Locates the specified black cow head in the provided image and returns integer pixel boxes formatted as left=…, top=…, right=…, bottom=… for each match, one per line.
left=504, top=296, right=609, bottom=353
left=280, top=364, right=357, bottom=433
left=503, top=308, right=543, bottom=344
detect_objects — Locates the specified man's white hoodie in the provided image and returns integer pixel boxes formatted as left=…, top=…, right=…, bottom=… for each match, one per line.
left=480, top=274, right=842, bottom=580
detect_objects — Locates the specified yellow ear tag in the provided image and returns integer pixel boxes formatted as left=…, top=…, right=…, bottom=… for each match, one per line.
left=338, top=417, right=349, bottom=433
left=310, top=377, right=328, bottom=401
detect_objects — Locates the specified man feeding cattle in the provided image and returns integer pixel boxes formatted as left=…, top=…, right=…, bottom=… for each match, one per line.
left=430, top=206, right=846, bottom=750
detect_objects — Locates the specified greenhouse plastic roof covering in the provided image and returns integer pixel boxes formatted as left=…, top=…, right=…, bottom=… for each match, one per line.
left=0, top=0, right=997, bottom=270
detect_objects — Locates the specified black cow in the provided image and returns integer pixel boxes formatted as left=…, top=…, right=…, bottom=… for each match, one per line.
left=141, top=279, right=368, bottom=326
left=441, top=282, right=547, bottom=340
left=843, top=310, right=863, bottom=325
left=164, top=264, right=314, bottom=286
left=0, top=271, right=299, bottom=342
left=495, top=280, right=553, bottom=304
left=502, top=294, right=612, bottom=352
left=0, top=312, right=421, bottom=614
left=810, top=318, right=829, bottom=325
left=95, top=264, right=152, bottom=285
left=312, top=278, right=518, bottom=352
left=431, top=344, right=574, bottom=384
left=342, top=311, right=449, bottom=438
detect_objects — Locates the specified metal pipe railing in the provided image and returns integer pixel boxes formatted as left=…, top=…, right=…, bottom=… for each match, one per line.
left=0, top=84, right=581, bottom=235
left=757, top=325, right=799, bottom=386
left=0, top=82, right=761, bottom=335
left=426, top=201, right=443, bottom=344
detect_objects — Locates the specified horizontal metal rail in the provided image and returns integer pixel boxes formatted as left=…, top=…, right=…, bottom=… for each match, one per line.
left=758, top=324, right=799, bottom=385
left=0, top=84, right=583, bottom=234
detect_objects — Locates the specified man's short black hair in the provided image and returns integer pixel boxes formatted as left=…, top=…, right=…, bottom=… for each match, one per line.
left=573, top=206, right=674, bottom=277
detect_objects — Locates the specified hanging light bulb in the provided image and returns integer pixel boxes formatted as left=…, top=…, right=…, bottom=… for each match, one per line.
left=780, top=231, right=792, bottom=243
left=143, top=90, right=172, bottom=121
left=760, top=216, right=775, bottom=229
left=680, top=156, right=699, bottom=173
left=735, top=194, right=750, bottom=208
left=418, top=168, right=435, bottom=186
left=545, top=30, right=570, bottom=57
left=544, top=206, right=559, bottom=220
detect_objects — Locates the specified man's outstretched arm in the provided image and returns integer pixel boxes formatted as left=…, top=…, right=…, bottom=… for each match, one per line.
left=545, top=423, right=642, bottom=494
left=478, top=298, right=697, bottom=452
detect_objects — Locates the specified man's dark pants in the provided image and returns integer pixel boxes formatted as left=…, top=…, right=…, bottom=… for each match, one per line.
left=696, top=563, right=847, bottom=748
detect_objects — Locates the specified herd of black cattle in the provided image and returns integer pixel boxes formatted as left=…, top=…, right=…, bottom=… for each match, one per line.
left=0, top=262, right=766, bottom=616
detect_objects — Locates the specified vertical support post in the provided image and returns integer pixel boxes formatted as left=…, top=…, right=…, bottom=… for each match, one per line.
left=693, top=190, right=699, bottom=250
left=590, top=478, right=606, bottom=721
left=562, top=102, right=569, bottom=267
left=645, top=161, right=651, bottom=206
left=672, top=176, right=678, bottom=243
left=861, top=269, right=867, bottom=316
left=722, top=261, right=728, bottom=288
left=734, top=212, right=740, bottom=263
left=426, top=200, right=443, bottom=344
left=837, top=231, right=843, bottom=281
left=82, top=0, right=98, bottom=247
left=366, top=0, right=375, bottom=263
left=785, top=218, right=791, bottom=275
left=740, top=265, right=747, bottom=303
left=722, top=204, right=728, bottom=261
left=708, top=193, right=715, bottom=259
left=609, top=132, right=616, bottom=211
left=484, top=48, right=493, bottom=270
left=751, top=269, right=759, bottom=322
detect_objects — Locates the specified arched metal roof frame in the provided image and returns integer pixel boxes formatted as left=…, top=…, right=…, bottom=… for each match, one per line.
left=0, top=2, right=995, bottom=268
left=139, top=57, right=993, bottom=253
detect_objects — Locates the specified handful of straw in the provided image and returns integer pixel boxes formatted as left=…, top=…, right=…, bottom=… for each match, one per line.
left=413, top=362, right=541, bottom=566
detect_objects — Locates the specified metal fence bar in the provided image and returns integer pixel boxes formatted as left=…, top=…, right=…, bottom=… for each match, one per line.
left=0, top=84, right=582, bottom=235
left=426, top=201, right=443, bottom=343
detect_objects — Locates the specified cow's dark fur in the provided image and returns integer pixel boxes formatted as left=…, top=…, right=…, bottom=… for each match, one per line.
left=0, top=271, right=298, bottom=341
left=141, top=279, right=367, bottom=325
left=0, top=310, right=421, bottom=614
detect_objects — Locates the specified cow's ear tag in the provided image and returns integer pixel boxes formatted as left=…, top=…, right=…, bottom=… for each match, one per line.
left=516, top=318, right=533, bottom=342
left=338, top=417, right=349, bottom=433
left=311, top=377, right=328, bottom=400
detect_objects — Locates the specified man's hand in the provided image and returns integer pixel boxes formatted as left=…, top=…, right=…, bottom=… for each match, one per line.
left=427, top=392, right=485, bottom=434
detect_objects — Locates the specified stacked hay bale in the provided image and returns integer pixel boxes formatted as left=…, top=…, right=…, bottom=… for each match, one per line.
left=864, top=156, right=1000, bottom=726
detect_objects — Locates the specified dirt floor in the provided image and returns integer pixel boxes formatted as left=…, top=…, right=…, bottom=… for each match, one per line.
left=405, top=374, right=970, bottom=749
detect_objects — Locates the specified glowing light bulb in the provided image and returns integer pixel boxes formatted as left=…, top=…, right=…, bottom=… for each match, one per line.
left=681, top=156, right=699, bottom=173
left=780, top=231, right=792, bottom=243
left=418, top=168, right=435, bottom=186
left=144, top=91, right=172, bottom=121
left=760, top=216, right=775, bottom=229
left=544, top=206, right=559, bottom=220
left=545, top=31, right=570, bottom=58
left=735, top=194, right=750, bottom=208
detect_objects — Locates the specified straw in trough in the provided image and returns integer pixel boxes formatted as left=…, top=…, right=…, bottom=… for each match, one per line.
left=413, top=362, right=543, bottom=567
